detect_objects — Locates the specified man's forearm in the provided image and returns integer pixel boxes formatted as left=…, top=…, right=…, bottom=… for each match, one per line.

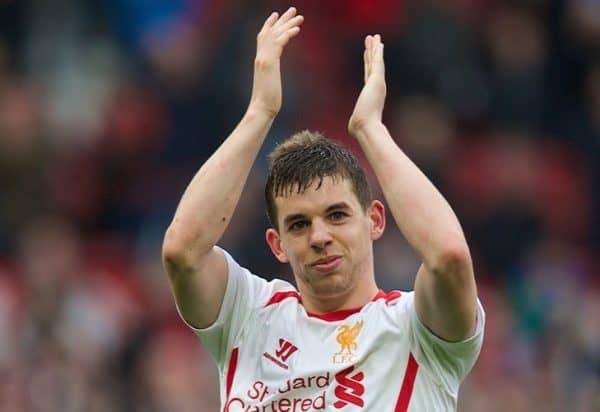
left=164, top=7, right=304, bottom=259
left=165, top=108, right=274, bottom=256
left=352, top=121, right=467, bottom=270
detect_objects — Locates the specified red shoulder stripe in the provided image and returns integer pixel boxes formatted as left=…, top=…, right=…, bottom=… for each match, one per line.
left=265, top=290, right=302, bottom=307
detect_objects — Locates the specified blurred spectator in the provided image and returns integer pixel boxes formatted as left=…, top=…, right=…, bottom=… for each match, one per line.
left=486, top=3, right=548, bottom=133
left=0, top=78, right=51, bottom=251
left=566, top=0, right=600, bottom=52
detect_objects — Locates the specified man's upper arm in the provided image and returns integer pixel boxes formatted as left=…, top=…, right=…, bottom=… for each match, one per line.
left=163, top=246, right=229, bottom=329
left=414, top=251, right=478, bottom=343
left=406, top=290, right=485, bottom=391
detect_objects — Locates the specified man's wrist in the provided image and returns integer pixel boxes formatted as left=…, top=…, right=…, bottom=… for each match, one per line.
left=349, top=119, right=385, bottom=140
left=245, top=104, right=279, bottom=123
left=254, top=56, right=279, bottom=71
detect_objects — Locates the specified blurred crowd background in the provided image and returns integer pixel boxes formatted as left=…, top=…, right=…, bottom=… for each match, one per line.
left=0, top=0, right=599, bottom=411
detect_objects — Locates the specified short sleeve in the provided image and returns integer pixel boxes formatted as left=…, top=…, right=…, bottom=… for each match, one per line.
left=407, top=293, right=485, bottom=397
left=176, top=247, right=275, bottom=366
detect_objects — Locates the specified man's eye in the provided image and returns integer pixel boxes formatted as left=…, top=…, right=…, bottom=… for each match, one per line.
left=289, top=221, right=308, bottom=231
left=329, top=211, right=348, bottom=221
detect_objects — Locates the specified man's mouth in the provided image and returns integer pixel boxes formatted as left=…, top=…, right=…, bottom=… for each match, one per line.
left=311, top=256, right=342, bottom=273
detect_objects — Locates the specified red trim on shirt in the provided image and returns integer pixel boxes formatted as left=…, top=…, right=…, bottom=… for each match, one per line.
left=395, top=353, right=419, bottom=411
left=265, top=290, right=302, bottom=307
left=306, top=307, right=363, bottom=321
left=264, top=289, right=403, bottom=321
left=375, top=290, right=402, bottom=305
left=223, top=347, right=239, bottom=410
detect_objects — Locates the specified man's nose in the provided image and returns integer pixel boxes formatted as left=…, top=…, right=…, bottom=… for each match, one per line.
left=309, top=219, right=333, bottom=249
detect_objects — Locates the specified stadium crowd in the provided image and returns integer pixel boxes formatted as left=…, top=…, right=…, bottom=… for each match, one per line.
left=0, top=0, right=598, bottom=410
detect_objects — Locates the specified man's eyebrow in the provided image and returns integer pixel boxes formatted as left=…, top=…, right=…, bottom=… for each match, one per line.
left=283, top=203, right=351, bottom=226
left=283, top=213, right=307, bottom=226
left=325, top=202, right=351, bottom=213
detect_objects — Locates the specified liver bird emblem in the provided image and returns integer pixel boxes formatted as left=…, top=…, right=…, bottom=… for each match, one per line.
left=335, top=320, right=364, bottom=355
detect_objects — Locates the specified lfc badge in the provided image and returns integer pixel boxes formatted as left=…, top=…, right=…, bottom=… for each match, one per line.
left=332, top=320, right=364, bottom=364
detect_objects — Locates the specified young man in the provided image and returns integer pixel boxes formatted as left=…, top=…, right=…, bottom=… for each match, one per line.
left=162, top=7, right=484, bottom=411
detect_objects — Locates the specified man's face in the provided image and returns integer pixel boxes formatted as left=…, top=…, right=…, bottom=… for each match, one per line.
left=266, top=176, right=384, bottom=301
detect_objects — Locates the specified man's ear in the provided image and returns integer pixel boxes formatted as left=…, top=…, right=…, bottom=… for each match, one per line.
left=266, top=228, right=289, bottom=263
left=369, top=200, right=386, bottom=240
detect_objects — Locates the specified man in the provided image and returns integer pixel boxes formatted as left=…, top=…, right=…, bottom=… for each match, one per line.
left=162, top=7, right=484, bottom=411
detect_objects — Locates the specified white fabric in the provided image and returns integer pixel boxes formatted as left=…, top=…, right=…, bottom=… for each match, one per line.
left=179, top=248, right=484, bottom=411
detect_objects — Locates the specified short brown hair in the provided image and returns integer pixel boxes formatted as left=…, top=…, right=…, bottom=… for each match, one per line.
left=265, top=130, right=372, bottom=229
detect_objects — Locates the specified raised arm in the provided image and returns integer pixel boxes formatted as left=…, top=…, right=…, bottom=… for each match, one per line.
left=348, top=35, right=477, bottom=342
left=162, top=8, right=303, bottom=329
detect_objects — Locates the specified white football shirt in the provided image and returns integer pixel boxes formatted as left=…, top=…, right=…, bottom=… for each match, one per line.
left=181, top=248, right=484, bottom=411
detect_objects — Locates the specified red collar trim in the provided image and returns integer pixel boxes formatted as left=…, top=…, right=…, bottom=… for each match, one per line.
left=265, top=289, right=402, bottom=321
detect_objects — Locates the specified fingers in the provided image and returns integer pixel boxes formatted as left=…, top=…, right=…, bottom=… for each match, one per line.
left=363, top=47, right=369, bottom=84
left=279, top=25, right=301, bottom=45
left=260, top=7, right=296, bottom=34
left=277, top=7, right=298, bottom=25
left=363, top=34, right=385, bottom=81
left=365, top=35, right=372, bottom=66
left=261, top=7, right=304, bottom=42
left=373, top=35, right=384, bottom=62
left=364, top=35, right=373, bottom=82
left=365, top=34, right=383, bottom=60
left=262, top=12, right=279, bottom=31
left=374, top=34, right=384, bottom=63
left=273, top=7, right=303, bottom=38
left=276, top=14, right=304, bottom=36
left=373, top=35, right=385, bottom=77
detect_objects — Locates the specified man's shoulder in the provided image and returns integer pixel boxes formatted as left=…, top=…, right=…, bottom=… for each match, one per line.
left=220, top=247, right=295, bottom=289
left=263, top=287, right=302, bottom=308
left=367, top=289, right=414, bottom=312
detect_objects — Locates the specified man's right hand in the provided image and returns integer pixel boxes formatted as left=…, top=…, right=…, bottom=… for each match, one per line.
left=348, top=34, right=387, bottom=138
left=249, top=7, right=303, bottom=118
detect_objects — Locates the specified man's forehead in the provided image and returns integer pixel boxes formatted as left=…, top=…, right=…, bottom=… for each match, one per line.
left=275, top=177, right=359, bottom=211
left=277, top=175, right=351, bottom=196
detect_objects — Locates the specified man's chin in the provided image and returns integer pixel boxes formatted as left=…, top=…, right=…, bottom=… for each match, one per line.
left=307, top=274, right=350, bottom=296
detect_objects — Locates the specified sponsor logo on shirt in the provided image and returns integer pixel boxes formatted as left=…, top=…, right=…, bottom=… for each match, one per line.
left=333, top=365, right=365, bottom=409
left=224, top=373, right=330, bottom=411
left=224, top=367, right=367, bottom=411
left=263, top=338, right=298, bottom=370
left=332, top=320, right=363, bottom=364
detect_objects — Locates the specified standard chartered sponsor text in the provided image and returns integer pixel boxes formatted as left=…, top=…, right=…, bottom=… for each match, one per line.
left=225, top=372, right=331, bottom=411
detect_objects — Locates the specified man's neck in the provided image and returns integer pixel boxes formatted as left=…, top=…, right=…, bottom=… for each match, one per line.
left=300, top=282, right=380, bottom=315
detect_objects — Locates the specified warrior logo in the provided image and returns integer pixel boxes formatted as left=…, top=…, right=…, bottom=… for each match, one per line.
left=263, top=338, right=298, bottom=370
left=333, top=365, right=365, bottom=409
left=332, top=320, right=363, bottom=364
left=275, top=339, right=298, bottom=362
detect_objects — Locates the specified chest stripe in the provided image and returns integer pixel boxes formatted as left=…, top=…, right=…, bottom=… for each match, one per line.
left=394, top=352, right=419, bottom=411
left=223, top=347, right=239, bottom=411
